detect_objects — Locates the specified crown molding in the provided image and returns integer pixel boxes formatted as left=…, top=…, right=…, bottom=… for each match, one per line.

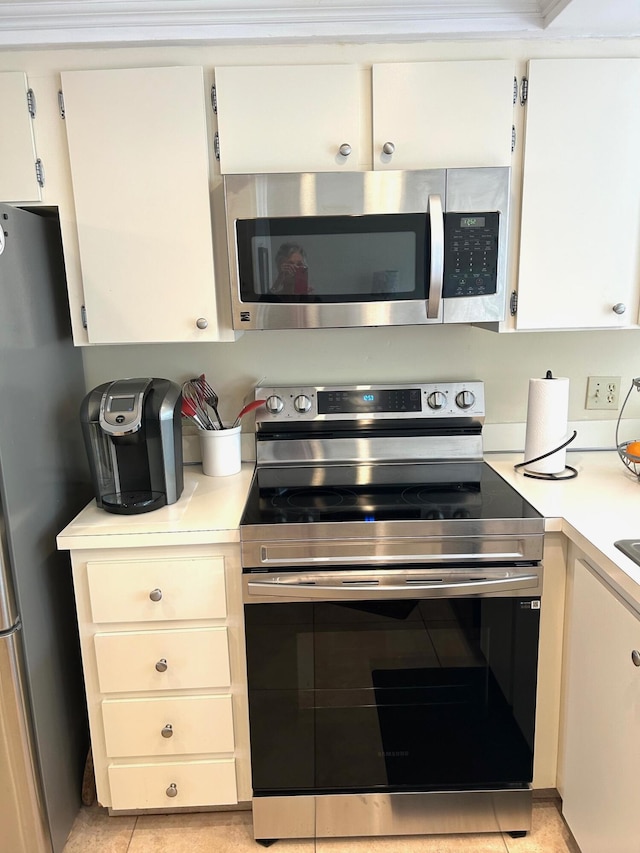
left=0, top=0, right=551, bottom=48
left=0, top=0, right=635, bottom=48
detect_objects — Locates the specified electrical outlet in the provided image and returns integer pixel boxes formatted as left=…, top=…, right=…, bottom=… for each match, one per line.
left=585, top=376, right=621, bottom=409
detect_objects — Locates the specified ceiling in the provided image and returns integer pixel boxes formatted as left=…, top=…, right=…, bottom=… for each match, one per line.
left=0, top=0, right=638, bottom=49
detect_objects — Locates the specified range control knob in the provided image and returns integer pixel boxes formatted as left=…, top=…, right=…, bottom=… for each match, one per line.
left=427, top=391, right=447, bottom=410
left=294, top=394, right=312, bottom=413
left=265, top=395, right=284, bottom=414
left=455, top=390, right=476, bottom=410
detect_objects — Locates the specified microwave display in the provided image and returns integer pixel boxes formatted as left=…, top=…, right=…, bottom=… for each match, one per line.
left=236, top=214, right=426, bottom=303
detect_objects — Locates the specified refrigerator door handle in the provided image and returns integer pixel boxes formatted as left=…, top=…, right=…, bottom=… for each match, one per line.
left=0, top=519, right=20, bottom=632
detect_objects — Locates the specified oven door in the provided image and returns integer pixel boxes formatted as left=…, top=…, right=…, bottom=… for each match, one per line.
left=243, top=565, right=541, bottom=798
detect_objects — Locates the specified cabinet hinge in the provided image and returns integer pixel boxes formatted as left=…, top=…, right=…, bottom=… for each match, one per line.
left=210, top=85, right=217, bottom=114
left=26, top=88, right=36, bottom=118
left=35, top=159, right=45, bottom=188
left=511, top=125, right=516, bottom=153
left=214, top=131, right=220, bottom=161
left=81, top=305, right=88, bottom=329
left=520, top=77, right=528, bottom=106
left=57, top=90, right=65, bottom=119
left=510, top=290, right=518, bottom=316
left=513, top=76, right=518, bottom=105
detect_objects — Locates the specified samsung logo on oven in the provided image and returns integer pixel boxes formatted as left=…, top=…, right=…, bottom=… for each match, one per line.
left=378, top=750, right=410, bottom=758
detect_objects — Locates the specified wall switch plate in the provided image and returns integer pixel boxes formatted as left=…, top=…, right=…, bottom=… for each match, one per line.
left=586, top=376, right=621, bottom=409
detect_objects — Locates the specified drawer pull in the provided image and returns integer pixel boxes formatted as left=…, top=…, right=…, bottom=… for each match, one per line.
left=161, top=724, right=174, bottom=738
left=149, top=588, right=163, bottom=602
left=155, top=658, right=168, bottom=673
left=632, top=650, right=640, bottom=667
left=166, top=782, right=178, bottom=798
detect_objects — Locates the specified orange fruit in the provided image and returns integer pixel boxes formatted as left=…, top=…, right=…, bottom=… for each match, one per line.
left=626, top=441, right=640, bottom=459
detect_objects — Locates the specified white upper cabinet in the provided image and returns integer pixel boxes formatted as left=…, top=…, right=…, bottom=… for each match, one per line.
left=61, top=65, right=229, bottom=344
left=516, top=59, right=640, bottom=331
left=214, top=64, right=361, bottom=173
left=214, top=61, right=514, bottom=175
left=0, top=72, right=42, bottom=202
left=372, top=61, right=515, bottom=170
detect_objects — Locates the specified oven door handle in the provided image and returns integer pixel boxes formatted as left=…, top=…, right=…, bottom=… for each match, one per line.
left=247, top=573, right=540, bottom=600
left=426, top=193, right=444, bottom=320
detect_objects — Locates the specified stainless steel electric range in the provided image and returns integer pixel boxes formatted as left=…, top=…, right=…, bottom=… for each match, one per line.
left=240, top=382, right=544, bottom=845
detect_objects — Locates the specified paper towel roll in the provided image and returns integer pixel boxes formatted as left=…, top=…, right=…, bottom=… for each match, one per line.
left=524, top=375, right=570, bottom=474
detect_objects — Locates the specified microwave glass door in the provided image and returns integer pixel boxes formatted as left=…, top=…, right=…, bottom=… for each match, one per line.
left=236, top=214, right=428, bottom=303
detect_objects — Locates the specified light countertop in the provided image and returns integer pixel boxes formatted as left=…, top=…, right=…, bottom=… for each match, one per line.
left=57, top=451, right=640, bottom=617
left=487, top=451, right=640, bottom=615
left=56, top=463, right=255, bottom=550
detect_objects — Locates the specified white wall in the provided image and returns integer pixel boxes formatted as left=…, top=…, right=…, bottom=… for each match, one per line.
left=4, top=36, right=640, bottom=448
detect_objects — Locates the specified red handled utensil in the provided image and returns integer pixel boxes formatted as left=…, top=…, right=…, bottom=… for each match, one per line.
left=232, top=399, right=267, bottom=428
left=181, top=396, right=208, bottom=430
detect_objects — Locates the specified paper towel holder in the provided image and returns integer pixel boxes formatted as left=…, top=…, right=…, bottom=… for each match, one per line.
left=514, top=369, right=578, bottom=480
left=514, top=431, right=578, bottom=480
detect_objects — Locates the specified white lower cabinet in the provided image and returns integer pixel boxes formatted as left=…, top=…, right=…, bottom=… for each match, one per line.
left=94, top=627, right=231, bottom=693
left=102, top=695, right=235, bottom=758
left=108, top=759, right=237, bottom=811
left=560, top=557, right=640, bottom=852
left=69, top=546, right=250, bottom=811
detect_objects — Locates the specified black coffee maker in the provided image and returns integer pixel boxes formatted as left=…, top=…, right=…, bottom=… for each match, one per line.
left=80, top=378, right=183, bottom=514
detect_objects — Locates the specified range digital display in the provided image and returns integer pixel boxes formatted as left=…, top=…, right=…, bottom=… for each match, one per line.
left=317, top=388, right=422, bottom=414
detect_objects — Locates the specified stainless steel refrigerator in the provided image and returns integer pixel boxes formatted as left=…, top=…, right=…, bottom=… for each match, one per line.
left=0, top=204, right=91, bottom=853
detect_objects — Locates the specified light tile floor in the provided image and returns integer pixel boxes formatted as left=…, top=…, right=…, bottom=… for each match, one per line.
left=62, top=799, right=581, bottom=853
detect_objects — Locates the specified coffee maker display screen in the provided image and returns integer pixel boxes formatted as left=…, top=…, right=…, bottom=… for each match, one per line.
left=108, top=396, right=136, bottom=413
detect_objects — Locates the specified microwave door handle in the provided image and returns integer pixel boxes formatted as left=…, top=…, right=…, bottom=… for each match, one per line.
left=426, top=194, right=444, bottom=320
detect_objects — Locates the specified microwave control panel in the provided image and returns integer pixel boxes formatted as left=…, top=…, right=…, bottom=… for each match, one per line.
left=443, top=212, right=500, bottom=298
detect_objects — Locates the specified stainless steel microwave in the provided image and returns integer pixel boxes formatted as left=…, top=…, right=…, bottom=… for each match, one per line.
left=223, top=168, right=510, bottom=331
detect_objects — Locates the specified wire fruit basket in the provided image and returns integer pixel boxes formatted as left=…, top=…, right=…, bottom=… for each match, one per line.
left=616, top=379, right=640, bottom=477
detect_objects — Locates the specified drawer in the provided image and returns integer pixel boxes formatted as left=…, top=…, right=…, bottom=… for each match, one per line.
left=108, top=758, right=237, bottom=810
left=94, top=627, right=230, bottom=693
left=102, top=694, right=234, bottom=757
left=87, top=557, right=226, bottom=623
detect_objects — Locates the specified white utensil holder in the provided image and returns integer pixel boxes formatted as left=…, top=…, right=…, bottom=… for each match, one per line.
left=198, top=426, right=241, bottom=476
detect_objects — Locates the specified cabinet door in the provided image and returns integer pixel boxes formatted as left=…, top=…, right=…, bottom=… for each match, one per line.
left=102, top=694, right=234, bottom=757
left=87, top=556, right=227, bottom=623
left=372, top=61, right=515, bottom=170
left=94, top=627, right=230, bottom=693
left=108, top=758, right=237, bottom=810
left=215, top=65, right=361, bottom=173
left=61, top=66, right=223, bottom=343
left=516, top=59, right=640, bottom=330
left=561, top=560, right=640, bottom=853
left=0, top=72, right=41, bottom=202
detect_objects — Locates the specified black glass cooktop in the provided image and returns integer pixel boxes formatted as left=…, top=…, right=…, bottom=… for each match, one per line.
left=240, top=461, right=541, bottom=526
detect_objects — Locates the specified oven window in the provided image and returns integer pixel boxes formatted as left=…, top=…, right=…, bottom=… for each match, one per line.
left=235, top=214, right=427, bottom=303
left=244, top=596, right=540, bottom=796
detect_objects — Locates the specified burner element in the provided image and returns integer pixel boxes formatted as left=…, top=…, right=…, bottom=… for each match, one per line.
left=273, top=487, right=358, bottom=510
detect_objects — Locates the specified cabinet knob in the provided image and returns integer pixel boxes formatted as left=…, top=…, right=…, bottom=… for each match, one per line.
left=613, top=303, right=626, bottom=315
left=166, top=783, right=178, bottom=798
left=382, top=141, right=395, bottom=155
left=161, top=723, right=174, bottom=738
left=155, top=658, right=168, bottom=673
left=631, top=649, right=640, bottom=667
left=338, top=143, right=352, bottom=157
left=196, top=317, right=209, bottom=329
left=149, top=588, right=163, bottom=602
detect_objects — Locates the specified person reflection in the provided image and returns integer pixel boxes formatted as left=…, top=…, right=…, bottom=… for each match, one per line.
left=271, top=243, right=311, bottom=295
